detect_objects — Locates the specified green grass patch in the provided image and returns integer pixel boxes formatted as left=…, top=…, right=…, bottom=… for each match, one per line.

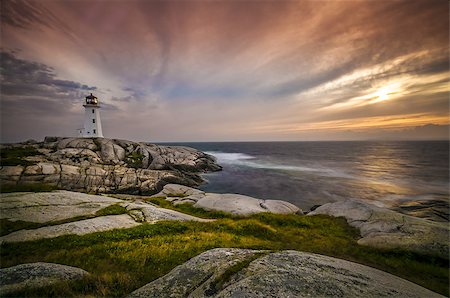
left=146, top=196, right=233, bottom=219
left=0, top=183, right=59, bottom=193
left=0, top=146, right=42, bottom=166
left=0, top=219, right=43, bottom=236
left=95, top=204, right=128, bottom=217
left=1, top=213, right=448, bottom=297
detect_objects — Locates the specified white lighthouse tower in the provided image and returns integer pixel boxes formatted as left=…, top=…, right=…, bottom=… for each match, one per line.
left=79, top=93, right=103, bottom=138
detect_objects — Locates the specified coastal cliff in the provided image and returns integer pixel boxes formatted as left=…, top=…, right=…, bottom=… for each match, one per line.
left=0, top=137, right=221, bottom=194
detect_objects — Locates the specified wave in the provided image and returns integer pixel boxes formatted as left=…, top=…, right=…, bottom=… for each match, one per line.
left=205, top=151, right=354, bottom=179
left=205, top=152, right=255, bottom=163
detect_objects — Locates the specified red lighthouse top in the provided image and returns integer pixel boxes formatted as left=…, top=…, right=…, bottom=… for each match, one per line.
left=85, top=93, right=98, bottom=105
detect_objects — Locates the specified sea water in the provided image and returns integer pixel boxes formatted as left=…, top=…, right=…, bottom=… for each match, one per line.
left=161, top=141, right=449, bottom=222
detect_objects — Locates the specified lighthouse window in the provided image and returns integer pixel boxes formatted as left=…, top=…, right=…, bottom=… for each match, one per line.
left=93, top=119, right=96, bottom=123
left=92, top=109, right=94, bottom=113
left=93, top=129, right=96, bottom=134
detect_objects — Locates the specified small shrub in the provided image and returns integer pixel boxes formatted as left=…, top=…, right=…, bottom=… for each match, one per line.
left=125, top=152, right=144, bottom=168
left=0, top=146, right=42, bottom=166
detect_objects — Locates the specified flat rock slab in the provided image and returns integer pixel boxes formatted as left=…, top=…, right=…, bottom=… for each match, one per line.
left=0, top=214, right=140, bottom=243
left=128, top=248, right=443, bottom=298
left=308, top=199, right=449, bottom=258
left=0, top=190, right=123, bottom=223
left=0, top=262, right=89, bottom=295
left=153, top=184, right=302, bottom=216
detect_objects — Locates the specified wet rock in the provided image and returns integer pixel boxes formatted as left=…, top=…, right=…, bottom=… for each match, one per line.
left=308, top=199, right=449, bottom=258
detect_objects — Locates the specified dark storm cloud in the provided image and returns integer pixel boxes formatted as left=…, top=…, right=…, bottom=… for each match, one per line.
left=0, top=51, right=103, bottom=142
left=0, top=51, right=96, bottom=98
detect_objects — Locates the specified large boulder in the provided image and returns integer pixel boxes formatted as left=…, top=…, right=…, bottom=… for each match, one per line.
left=0, top=262, right=89, bottom=295
left=0, top=137, right=221, bottom=194
left=128, top=248, right=443, bottom=298
left=152, top=184, right=302, bottom=215
left=308, top=199, right=449, bottom=258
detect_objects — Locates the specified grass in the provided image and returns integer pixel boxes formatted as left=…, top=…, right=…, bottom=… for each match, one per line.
left=1, top=213, right=448, bottom=297
left=95, top=204, right=128, bottom=217
left=0, top=204, right=128, bottom=236
left=146, top=196, right=233, bottom=219
left=0, top=183, right=59, bottom=193
left=0, top=146, right=42, bottom=167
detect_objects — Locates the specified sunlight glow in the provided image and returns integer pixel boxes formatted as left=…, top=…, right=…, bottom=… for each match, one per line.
left=371, top=82, right=402, bottom=103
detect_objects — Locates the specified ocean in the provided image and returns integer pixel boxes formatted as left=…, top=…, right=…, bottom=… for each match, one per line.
left=161, top=141, right=449, bottom=222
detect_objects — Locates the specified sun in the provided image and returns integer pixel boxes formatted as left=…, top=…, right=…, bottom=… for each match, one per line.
left=372, top=82, right=402, bottom=103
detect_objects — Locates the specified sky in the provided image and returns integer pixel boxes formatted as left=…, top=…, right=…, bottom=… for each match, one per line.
left=1, top=0, right=449, bottom=142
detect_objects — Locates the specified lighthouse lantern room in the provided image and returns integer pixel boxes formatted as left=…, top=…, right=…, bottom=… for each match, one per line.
left=79, top=93, right=103, bottom=138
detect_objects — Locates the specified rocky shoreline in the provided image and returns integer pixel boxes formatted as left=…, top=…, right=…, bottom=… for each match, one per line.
left=0, top=137, right=221, bottom=194
left=0, top=138, right=448, bottom=297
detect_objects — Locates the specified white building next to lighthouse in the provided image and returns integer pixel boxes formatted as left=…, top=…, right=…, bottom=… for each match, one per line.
left=78, top=93, right=103, bottom=138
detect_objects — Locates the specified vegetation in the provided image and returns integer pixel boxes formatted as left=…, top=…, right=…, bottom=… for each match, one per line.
left=125, top=152, right=144, bottom=168
left=1, top=213, right=448, bottom=297
left=0, top=146, right=42, bottom=166
left=146, top=196, right=233, bottom=219
left=205, top=252, right=268, bottom=296
left=95, top=204, right=128, bottom=217
left=0, top=183, right=59, bottom=193
left=0, top=204, right=128, bottom=236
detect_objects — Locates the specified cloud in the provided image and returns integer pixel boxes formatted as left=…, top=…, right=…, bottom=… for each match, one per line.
left=0, top=51, right=96, bottom=97
left=0, top=0, right=448, bottom=142
left=0, top=51, right=101, bottom=142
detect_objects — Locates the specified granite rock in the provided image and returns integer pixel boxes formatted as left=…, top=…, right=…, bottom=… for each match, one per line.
left=308, top=199, right=449, bottom=258
left=153, top=184, right=302, bottom=216
left=128, top=248, right=443, bottom=298
left=0, top=137, right=221, bottom=194
left=0, top=262, right=89, bottom=295
left=0, top=191, right=211, bottom=243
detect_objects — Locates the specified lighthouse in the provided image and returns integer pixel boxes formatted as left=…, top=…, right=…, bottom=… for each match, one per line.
left=79, top=93, right=103, bottom=138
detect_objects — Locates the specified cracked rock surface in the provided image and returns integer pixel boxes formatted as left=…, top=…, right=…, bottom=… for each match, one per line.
left=152, top=184, right=302, bottom=216
left=0, top=191, right=210, bottom=243
left=128, top=248, right=443, bottom=298
left=0, top=137, right=221, bottom=195
left=308, top=199, right=449, bottom=258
